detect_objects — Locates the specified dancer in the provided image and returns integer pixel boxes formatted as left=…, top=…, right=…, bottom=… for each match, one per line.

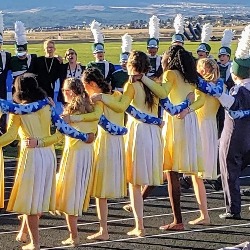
left=138, top=45, right=206, bottom=230
left=91, top=51, right=166, bottom=237
left=196, top=58, right=222, bottom=180
left=68, top=68, right=127, bottom=241
left=26, top=78, right=97, bottom=247
left=0, top=73, right=57, bottom=250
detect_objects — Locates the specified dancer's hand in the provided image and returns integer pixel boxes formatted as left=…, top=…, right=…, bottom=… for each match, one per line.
left=24, top=138, right=37, bottom=148
left=60, top=114, right=71, bottom=123
left=91, top=93, right=102, bottom=103
left=128, top=74, right=143, bottom=83
left=186, top=92, right=195, bottom=104
left=85, top=133, right=95, bottom=143
left=176, top=108, right=189, bottom=119
left=159, top=120, right=165, bottom=128
left=47, top=97, right=55, bottom=107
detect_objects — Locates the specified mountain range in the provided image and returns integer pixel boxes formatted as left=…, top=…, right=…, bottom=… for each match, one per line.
left=1, top=0, right=250, bottom=28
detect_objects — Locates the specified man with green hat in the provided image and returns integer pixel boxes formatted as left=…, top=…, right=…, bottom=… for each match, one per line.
left=111, top=33, right=131, bottom=92
left=86, top=20, right=115, bottom=84
left=197, top=23, right=213, bottom=59
left=171, top=14, right=185, bottom=46
left=10, top=21, right=36, bottom=83
left=216, top=24, right=250, bottom=220
left=146, top=15, right=162, bottom=79
left=217, top=29, right=235, bottom=137
left=0, top=11, right=11, bottom=134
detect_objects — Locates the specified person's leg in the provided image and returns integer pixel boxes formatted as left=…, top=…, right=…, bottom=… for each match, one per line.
left=160, top=171, right=184, bottom=230
left=189, top=175, right=210, bottom=225
left=62, top=214, right=79, bottom=246
left=127, top=183, right=145, bottom=236
left=180, top=175, right=192, bottom=189
left=22, top=214, right=40, bottom=250
left=219, top=147, right=242, bottom=219
left=16, top=215, right=28, bottom=243
left=87, top=198, right=109, bottom=240
left=141, top=185, right=156, bottom=200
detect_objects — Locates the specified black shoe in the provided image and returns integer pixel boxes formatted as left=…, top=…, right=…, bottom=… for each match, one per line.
left=241, top=189, right=250, bottom=196
left=206, top=179, right=222, bottom=191
left=180, top=177, right=192, bottom=190
left=219, top=212, right=241, bottom=220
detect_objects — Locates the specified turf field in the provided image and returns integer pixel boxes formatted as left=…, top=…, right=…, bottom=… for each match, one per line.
left=3, top=40, right=238, bottom=65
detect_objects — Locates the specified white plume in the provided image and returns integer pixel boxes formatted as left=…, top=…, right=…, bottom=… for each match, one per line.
left=221, top=29, right=234, bottom=48
left=201, top=23, right=213, bottom=43
left=14, top=21, right=27, bottom=45
left=0, top=12, right=3, bottom=35
left=149, top=15, right=160, bottom=39
left=121, top=33, right=133, bottom=53
left=235, top=24, right=250, bottom=59
left=174, top=14, right=184, bottom=34
left=90, top=20, right=104, bottom=44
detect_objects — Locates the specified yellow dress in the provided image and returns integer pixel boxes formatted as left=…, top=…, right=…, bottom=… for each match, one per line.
left=102, top=80, right=164, bottom=186
left=196, top=83, right=221, bottom=179
left=163, top=70, right=205, bottom=175
left=71, top=96, right=127, bottom=198
left=38, top=104, right=100, bottom=215
left=0, top=111, right=4, bottom=208
left=56, top=119, right=99, bottom=215
left=0, top=106, right=57, bottom=215
left=140, top=71, right=205, bottom=176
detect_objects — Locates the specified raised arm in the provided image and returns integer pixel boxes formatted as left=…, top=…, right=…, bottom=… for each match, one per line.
left=197, top=77, right=224, bottom=97
left=140, top=70, right=175, bottom=99
left=101, top=82, right=135, bottom=113
left=69, top=101, right=103, bottom=123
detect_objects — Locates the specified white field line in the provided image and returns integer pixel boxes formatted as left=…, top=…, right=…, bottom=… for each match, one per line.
left=0, top=202, right=249, bottom=236
left=0, top=190, right=223, bottom=217
left=41, top=221, right=250, bottom=249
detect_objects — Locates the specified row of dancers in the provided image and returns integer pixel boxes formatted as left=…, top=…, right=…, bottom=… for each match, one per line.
left=1, top=26, right=250, bottom=250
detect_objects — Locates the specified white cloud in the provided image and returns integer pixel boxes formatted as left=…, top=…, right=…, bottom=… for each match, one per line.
left=7, top=8, right=42, bottom=14
left=73, top=5, right=105, bottom=11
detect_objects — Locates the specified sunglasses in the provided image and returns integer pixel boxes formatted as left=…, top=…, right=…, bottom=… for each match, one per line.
left=66, top=52, right=75, bottom=56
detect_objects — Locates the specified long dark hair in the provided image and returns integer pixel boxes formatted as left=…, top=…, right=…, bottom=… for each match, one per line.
left=128, top=51, right=155, bottom=109
left=162, top=45, right=199, bottom=85
left=13, top=73, right=47, bottom=103
left=63, top=78, right=93, bottom=114
left=82, top=67, right=111, bottom=94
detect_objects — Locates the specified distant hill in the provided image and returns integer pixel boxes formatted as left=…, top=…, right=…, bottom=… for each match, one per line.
left=1, top=0, right=250, bottom=28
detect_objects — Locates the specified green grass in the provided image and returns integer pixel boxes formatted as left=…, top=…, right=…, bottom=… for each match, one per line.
left=4, top=41, right=238, bottom=65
